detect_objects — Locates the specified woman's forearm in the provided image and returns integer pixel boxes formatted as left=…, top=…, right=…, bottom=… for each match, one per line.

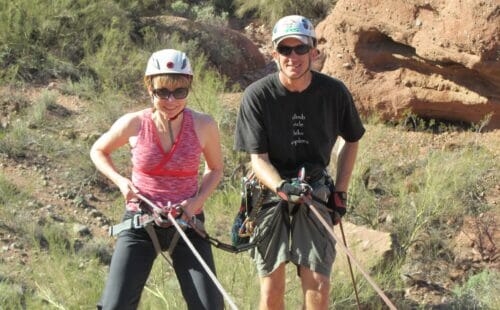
left=196, top=167, right=223, bottom=204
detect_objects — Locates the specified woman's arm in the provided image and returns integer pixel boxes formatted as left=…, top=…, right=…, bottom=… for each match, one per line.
left=90, top=112, right=141, bottom=201
left=185, top=113, right=223, bottom=216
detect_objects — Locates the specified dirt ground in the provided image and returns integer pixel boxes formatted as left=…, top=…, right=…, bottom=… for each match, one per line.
left=1, top=83, right=498, bottom=307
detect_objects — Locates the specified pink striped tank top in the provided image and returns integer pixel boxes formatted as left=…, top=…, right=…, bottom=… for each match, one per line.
left=127, top=108, right=202, bottom=212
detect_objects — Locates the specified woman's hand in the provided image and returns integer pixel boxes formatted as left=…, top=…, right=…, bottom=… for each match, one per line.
left=117, top=176, right=139, bottom=202
left=179, top=196, right=203, bottom=222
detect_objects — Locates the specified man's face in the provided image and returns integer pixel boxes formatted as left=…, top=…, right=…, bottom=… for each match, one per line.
left=273, top=37, right=317, bottom=80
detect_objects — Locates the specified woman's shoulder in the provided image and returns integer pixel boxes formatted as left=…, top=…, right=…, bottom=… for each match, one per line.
left=110, top=108, right=150, bottom=133
left=120, top=108, right=150, bottom=123
left=188, top=109, right=216, bottom=127
left=187, top=109, right=218, bottom=147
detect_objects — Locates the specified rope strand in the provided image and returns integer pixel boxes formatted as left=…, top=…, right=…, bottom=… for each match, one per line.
left=137, top=194, right=238, bottom=309
left=303, top=195, right=397, bottom=310
left=167, top=212, right=239, bottom=310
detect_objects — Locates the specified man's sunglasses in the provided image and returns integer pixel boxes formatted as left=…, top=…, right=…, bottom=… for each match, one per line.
left=152, top=88, right=189, bottom=100
left=276, top=44, right=311, bottom=56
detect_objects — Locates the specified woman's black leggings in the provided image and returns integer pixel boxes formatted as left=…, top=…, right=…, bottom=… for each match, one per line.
left=97, top=213, right=224, bottom=310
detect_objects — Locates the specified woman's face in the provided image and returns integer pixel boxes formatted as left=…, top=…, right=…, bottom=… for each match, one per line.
left=149, top=75, right=191, bottom=120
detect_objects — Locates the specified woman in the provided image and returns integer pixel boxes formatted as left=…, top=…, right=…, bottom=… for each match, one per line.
left=91, top=49, right=224, bottom=309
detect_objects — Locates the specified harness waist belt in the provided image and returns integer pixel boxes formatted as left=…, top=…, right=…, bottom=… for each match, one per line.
left=109, top=213, right=158, bottom=236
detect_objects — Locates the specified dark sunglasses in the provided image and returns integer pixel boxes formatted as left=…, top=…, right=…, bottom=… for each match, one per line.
left=276, top=44, right=311, bottom=56
left=152, top=88, right=189, bottom=100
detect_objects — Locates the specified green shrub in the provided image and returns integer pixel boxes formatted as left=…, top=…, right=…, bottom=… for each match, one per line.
left=0, top=122, right=33, bottom=159
left=349, top=126, right=497, bottom=258
left=59, top=76, right=99, bottom=100
left=193, top=3, right=229, bottom=26
left=452, top=269, right=500, bottom=309
left=0, top=172, right=23, bottom=205
left=28, top=90, right=58, bottom=128
left=0, top=281, right=31, bottom=309
left=0, top=0, right=141, bottom=89
left=114, top=0, right=168, bottom=15
left=84, top=24, right=146, bottom=92
left=171, top=0, right=190, bottom=16
left=234, top=0, right=334, bottom=24
left=393, top=145, right=495, bottom=251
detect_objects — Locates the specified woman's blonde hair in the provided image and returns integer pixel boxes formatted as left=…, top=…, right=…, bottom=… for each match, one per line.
left=144, top=74, right=192, bottom=91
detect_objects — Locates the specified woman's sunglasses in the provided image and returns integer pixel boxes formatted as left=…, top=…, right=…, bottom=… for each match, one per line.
left=152, top=88, right=189, bottom=100
left=276, top=44, right=311, bottom=56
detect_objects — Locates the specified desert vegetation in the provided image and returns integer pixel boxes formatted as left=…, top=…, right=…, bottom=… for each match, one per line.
left=0, top=0, right=498, bottom=309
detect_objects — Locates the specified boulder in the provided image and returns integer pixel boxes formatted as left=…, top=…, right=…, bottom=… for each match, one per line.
left=316, top=0, right=500, bottom=129
left=332, top=222, right=394, bottom=282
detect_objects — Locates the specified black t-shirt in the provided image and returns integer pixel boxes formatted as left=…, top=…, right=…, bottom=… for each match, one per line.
left=234, top=71, right=365, bottom=179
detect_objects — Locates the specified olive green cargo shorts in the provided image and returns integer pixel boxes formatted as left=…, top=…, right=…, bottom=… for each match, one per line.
left=249, top=182, right=336, bottom=277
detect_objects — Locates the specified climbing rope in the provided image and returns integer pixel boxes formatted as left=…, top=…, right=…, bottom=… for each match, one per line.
left=137, top=194, right=239, bottom=310
left=302, top=195, right=397, bottom=310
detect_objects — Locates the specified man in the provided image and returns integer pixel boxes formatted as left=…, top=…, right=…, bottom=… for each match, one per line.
left=234, top=15, right=365, bottom=309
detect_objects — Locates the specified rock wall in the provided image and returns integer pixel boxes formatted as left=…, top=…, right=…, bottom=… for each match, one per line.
left=316, top=0, right=500, bottom=129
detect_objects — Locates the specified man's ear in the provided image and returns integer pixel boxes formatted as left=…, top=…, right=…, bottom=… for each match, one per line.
left=272, top=50, right=279, bottom=61
left=272, top=50, right=280, bottom=69
left=310, top=48, right=320, bottom=61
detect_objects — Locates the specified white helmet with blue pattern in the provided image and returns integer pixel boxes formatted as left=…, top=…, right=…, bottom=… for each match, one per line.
left=272, top=15, right=317, bottom=47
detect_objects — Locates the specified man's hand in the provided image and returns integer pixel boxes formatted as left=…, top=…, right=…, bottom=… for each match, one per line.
left=332, top=191, right=347, bottom=225
left=276, top=179, right=311, bottom=203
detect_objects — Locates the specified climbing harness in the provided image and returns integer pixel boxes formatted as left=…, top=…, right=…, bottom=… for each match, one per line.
left=109, top=196, right=186, bottom=267
left=109, top=193, right=248, bottom=308
left=136, top=194, right=238, bottom=310
left=301, top=194, right=397, bottom=310
left=109, top=195, right=255, bottom=253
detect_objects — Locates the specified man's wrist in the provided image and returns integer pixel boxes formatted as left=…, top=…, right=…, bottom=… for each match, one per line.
left=275, top=180, right=287, bottom=193
left=335, top=191, right=347, bottom=202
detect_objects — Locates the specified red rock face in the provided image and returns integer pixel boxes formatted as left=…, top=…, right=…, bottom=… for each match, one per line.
left=315, top=0, right=499, bottom=129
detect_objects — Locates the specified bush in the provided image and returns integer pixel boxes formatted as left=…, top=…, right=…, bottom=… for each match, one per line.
left=0, top=0, right=142, bottom=89
left=452, top=269, right=500, bottom=309
left=234, top=0, right=334, bottom=24
left=349, top=125, right=497, bottom=257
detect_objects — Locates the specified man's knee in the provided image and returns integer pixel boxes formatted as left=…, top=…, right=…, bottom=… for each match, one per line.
left=259, top=264, right=286, bottom=308
left=300, top=267, right=330, bottom=292
left=260, top=287, right=285, bottom=310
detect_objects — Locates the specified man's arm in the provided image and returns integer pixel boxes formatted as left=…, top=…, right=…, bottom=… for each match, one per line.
left=250, top=153, right=283, bottom=193
left=334, top=141, right=359, bottom=192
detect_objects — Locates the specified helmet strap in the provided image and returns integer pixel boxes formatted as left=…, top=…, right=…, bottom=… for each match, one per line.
left=168, top=108, right=184, bottom=121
